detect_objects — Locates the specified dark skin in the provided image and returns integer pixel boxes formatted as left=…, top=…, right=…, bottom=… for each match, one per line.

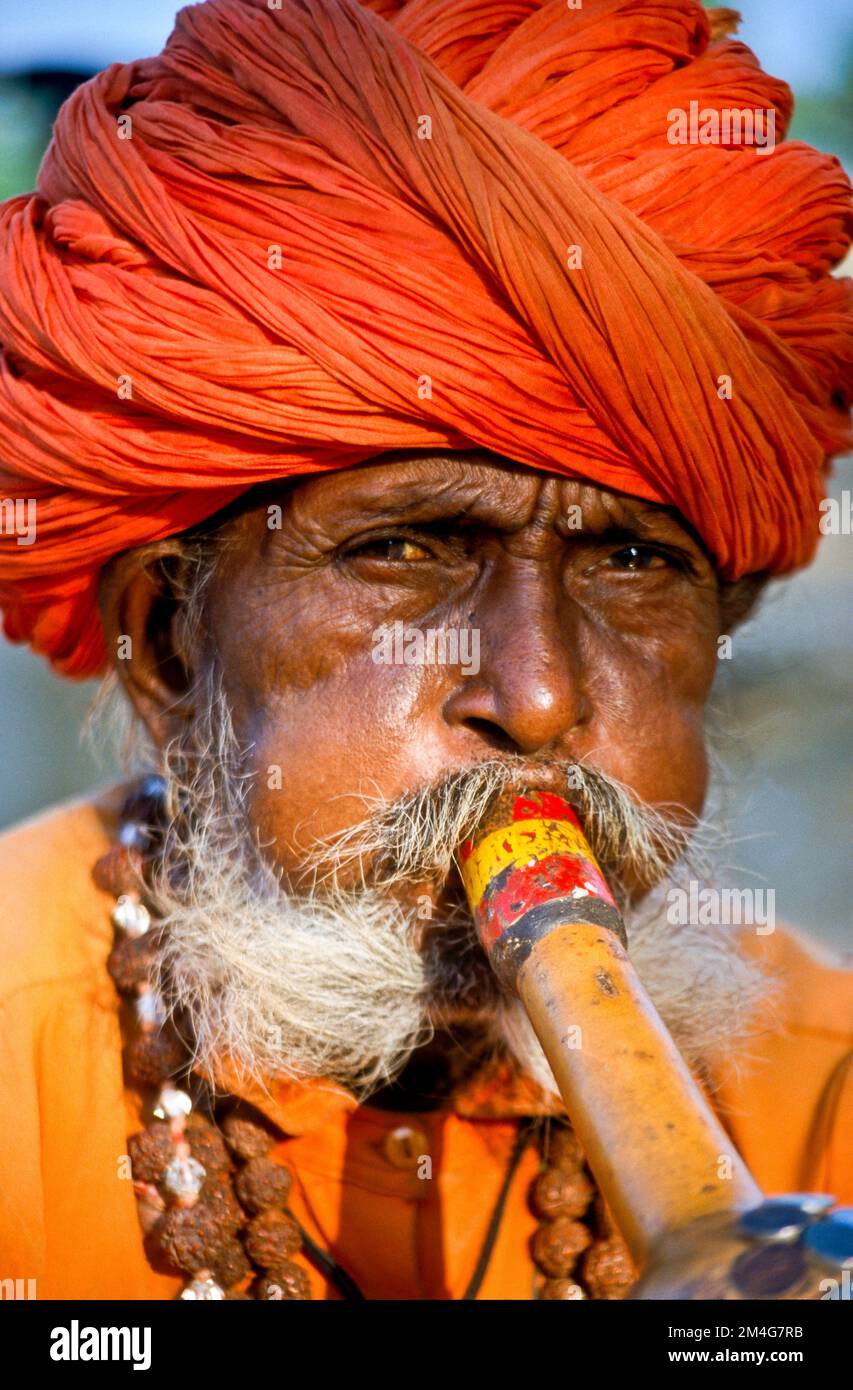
left=102, top=450, right=725, bottom=1107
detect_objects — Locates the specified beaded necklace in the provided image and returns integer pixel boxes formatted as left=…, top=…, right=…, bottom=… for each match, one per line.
left=98, top=776, right=637, bottom=1300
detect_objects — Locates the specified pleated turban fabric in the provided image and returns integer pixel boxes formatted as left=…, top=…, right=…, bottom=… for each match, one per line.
left=0, top=0, right=850, bottom=675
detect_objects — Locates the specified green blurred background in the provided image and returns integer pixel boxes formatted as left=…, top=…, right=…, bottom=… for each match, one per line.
left=0, top=1, right=850, bottom=948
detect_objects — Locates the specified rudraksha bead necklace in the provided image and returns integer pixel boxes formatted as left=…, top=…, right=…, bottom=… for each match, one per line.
left=99, top=775, right=637, bottom=1300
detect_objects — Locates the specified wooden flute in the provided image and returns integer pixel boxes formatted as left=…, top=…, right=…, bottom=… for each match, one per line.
left=458, top=788, right=851, bottom=1299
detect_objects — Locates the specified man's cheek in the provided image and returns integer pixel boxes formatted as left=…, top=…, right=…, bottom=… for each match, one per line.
left=234, top=678, right=402, bottom=864
left=590, top=659, right=711, bottom=811
left=665, top=617, right=721, bottom=699
left=624, top=719, right=709, bottom=814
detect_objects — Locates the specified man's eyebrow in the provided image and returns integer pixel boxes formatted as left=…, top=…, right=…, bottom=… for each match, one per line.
left=571, top=502, right=705, bottom=546
left=576, top=521, right=663, bottom=543
left=628, top=504, right=714, bottom=558
left=320, top=476, right=492, bottom=522
left=591, top=514, right=681, bottom=540
left=297, top=472, right=708, bottom=552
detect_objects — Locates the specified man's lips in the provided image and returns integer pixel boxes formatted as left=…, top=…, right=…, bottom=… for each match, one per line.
left=497, top=763, right=578, bottom=801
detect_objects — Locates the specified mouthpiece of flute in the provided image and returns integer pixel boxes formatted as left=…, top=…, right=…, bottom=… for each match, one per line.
left=458, top=787, right=626, bottom=990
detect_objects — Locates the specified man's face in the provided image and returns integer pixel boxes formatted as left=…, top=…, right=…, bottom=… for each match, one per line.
left=131, top=451, right=767, bottom=1094
left=199, top=452, right=722, bottom=894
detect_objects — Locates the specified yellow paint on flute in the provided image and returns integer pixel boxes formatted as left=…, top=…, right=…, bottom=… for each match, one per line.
left=460, top=817, right=601, bottom=911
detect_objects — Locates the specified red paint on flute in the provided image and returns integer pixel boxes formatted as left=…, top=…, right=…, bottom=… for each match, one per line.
left=511, top=792, right=580, bottom=824
left=476, top=850, right=616, bottom=948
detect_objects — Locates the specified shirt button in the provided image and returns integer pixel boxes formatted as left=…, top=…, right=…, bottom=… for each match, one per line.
left=383, top=1125, right=429, bottom=1169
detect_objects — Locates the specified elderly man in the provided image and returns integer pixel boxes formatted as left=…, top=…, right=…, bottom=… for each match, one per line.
left=0, top=0, right=851, bottom=1302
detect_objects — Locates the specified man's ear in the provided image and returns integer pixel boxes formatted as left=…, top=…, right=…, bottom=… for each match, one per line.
left=718, top=572, right=769, bottom=632
left=98, top=540, right=202, bottom=748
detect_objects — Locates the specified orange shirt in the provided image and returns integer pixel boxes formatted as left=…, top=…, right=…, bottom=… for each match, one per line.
left=0, top=787, right=850, bottom=1300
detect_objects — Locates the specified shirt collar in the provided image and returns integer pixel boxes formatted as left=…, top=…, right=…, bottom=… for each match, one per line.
left=209, top=1053, right=568, bottom=1135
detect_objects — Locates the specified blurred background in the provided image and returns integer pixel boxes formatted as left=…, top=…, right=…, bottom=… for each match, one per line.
left=0, top=0, right=850, bottom=948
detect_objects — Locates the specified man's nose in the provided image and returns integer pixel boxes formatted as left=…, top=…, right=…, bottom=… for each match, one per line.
left=441, top=561, right=592, bottom=754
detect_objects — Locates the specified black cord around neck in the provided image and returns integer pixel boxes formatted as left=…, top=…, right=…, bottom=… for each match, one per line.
left=297, top=1226, right=367, bottom=1301
left=294, top=1117, right=537, bottom=1302
left=462, top=1116, right=537, bottom=1300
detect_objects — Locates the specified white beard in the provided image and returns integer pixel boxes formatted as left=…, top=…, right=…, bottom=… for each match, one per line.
left=139, top=669, right=778, bottom=1105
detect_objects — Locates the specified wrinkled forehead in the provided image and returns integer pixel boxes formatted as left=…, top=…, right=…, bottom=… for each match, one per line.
left=218, top=448, right=709, bottom=554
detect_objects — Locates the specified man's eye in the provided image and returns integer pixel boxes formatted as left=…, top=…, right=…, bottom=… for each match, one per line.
left=607, top=545, right=672, bottom=572
left=345, top=536, right=431, bottom=562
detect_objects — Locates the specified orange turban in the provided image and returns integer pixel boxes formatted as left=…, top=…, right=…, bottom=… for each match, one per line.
left=0, top=0, right=850, bottom=676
